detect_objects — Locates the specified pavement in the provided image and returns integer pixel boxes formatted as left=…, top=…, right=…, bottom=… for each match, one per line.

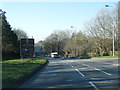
left=19, top=57, right=119, bottom=89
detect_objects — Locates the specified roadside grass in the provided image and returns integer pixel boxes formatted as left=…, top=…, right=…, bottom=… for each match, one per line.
left=79, top=56, right=91, bottom=59
left=92, top=56, right=118, bottom=58
left=2, top=58, right=47, bottom=88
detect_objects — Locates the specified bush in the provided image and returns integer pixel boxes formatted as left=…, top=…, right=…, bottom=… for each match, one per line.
left=103, top=53, right=110, bottom=56
left=79, top=56, right=91, bottom=59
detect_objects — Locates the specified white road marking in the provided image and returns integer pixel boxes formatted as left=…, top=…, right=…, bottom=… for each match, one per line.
left=89, top=82, right=99, bottom=90
left=83, top=63, right=111, bottom=76
left=94, top=68, right=111, bottom=76
left=75, top=69, right=85, bottom=77
left=113, top=64, right=119, bottom=66
left=83, top=63, right=90, bottom=67
left=65, top=62, right=85, bottom=77
left=70, top=65, right=74, bottom=68
left=94, top=68, right=100, bottom=71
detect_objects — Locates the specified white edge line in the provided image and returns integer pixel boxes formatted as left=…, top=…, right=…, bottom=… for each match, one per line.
left=89, top=82, right=99, bottom=90
left=75, top=69, right=85, bottom=77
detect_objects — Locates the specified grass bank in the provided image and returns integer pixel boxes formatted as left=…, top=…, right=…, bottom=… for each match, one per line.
left=92, top=56, right=118, bottom=59
left=2, top=58, right=47, bottom=88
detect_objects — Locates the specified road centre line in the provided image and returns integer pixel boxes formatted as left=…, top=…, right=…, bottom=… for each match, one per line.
left=89, top=82, right=99, bottom=90
left=65, top=62, right=85, bottom=77
left=83, top=63, right=111, bottom=76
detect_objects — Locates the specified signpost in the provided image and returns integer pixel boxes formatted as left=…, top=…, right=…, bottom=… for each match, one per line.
left=20, top=38, right=34, bottom=58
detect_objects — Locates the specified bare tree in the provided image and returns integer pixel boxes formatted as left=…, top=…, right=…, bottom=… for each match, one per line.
left=12, top=28, right=28, bottom=40
left=84, top=6, right=118, bottom=56
left=42, top=30, right=71, bottom=56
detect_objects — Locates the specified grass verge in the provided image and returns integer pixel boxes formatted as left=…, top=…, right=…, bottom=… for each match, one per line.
left=92, top=56, right=118, bottom=59
left=2, top=58, right=47, bottom=88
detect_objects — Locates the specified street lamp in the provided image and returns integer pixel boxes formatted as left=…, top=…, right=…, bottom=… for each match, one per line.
left=53, top=35, right=59, bottom=55
left=105, top=5, right=112, bottom=7
left=71, top=26, right=77, bottom=57
left=105, top=5, right=115, bottom=56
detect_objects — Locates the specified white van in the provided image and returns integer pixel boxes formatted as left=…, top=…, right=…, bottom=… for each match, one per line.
left=51, top=52, right=59, bottom=58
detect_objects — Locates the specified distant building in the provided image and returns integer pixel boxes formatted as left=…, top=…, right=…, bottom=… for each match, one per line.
left=20, top=38, right=34, bottom=58
left=34, top=45, right=44, bottom=57
left=34, top=40, right=44, bottom=57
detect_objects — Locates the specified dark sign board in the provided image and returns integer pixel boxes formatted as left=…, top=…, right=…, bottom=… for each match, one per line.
left=20, top=38, right=34, bottom=58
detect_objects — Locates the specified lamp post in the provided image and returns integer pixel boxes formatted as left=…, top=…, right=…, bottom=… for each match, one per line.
left=71, top=26, right=77, bottom=57
left=53, top=35, right=59, bottom=55
left=105, top=5, right=115, bottom=56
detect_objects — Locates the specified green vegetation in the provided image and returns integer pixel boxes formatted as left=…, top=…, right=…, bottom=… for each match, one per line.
left=1, top=9, right=28, bottom=60
left=38, top=5, right=118, bottom=58
left=2, top=58, right=47, bottom=88
left=1, top=10, right=19, bottom=60
left=79, top=56, right=91, bottom=59
left=92, top=56, right=118, bottom=58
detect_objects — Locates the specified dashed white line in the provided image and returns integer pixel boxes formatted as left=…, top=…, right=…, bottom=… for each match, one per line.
left=70, top=65, right=74, bottom=68
left=66, top=63, right=85, bottom=77
left=94, top=68, right=111, bottom=76
left=113, top=64, right=119, bottom=66
left=94, top=68, right=100, bottom=71
left=89, top=82, right=99, bottom=90
left=101, top=71, right=111, bottom=76
left=83, top=63, right=111, bottom=76
left=83, top=63, right=90, bottom=67
left=75, top=69, right=85, bottom=77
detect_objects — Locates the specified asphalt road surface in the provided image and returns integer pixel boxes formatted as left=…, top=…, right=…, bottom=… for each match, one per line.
left=19, top=57, right=119, bottom=89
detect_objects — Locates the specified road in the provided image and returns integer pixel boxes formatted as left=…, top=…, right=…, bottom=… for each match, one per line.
left=19, top=57, right=119, bottom=89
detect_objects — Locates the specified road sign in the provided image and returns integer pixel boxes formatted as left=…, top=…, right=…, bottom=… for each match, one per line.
left=20, top=38, right=34, bottom=58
